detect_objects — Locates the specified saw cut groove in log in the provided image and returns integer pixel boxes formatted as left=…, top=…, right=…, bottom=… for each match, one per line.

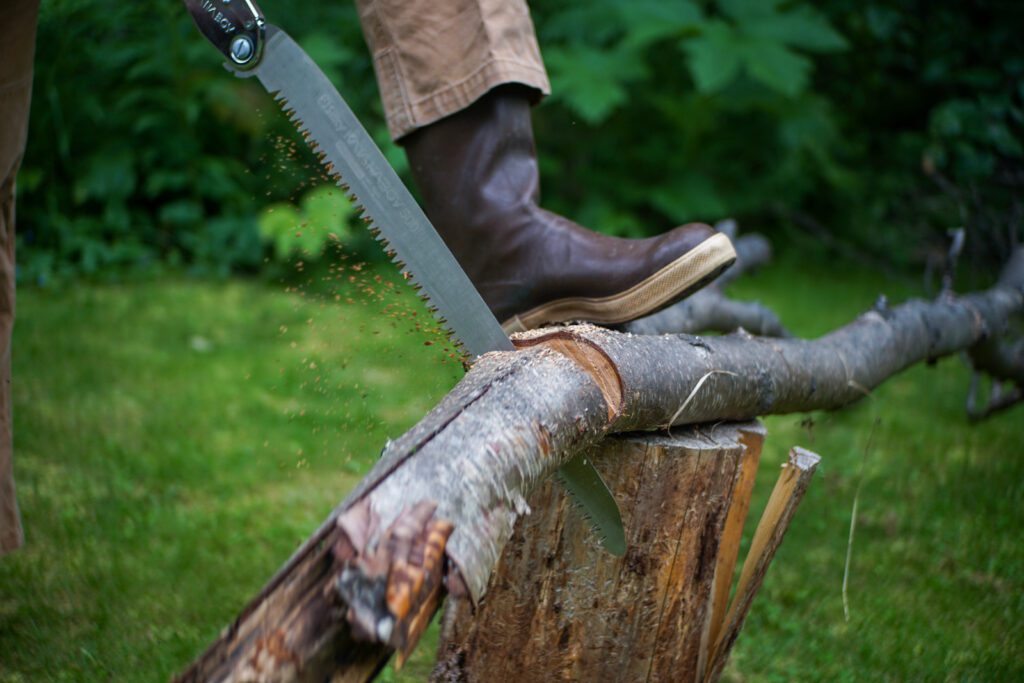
left=512, top=330, right=624, bottom=420
left=433, top=423, right=820, bottom=683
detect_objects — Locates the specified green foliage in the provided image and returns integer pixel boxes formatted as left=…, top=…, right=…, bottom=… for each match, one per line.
left=816, top=0, right=1024, bottom=271
left=531, top=0, right=851, bottom=240
left=17, top=0, right=1024, bottom=280
left=17, top=0, right=383, bottom=285
left=530, top=0, right=1022, bottom=268
left=686, top=2, right=846, bottom=97
left=258, top=185, right=356, bottom=263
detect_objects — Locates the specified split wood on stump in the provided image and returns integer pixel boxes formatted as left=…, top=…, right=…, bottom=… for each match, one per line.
left=432, top=422, right=819, bottom=683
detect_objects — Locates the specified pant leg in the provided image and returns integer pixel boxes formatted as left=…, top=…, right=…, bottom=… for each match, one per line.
left=0, top=0, right=40, bottom=556
left=354, top=0, right=550, bottom=141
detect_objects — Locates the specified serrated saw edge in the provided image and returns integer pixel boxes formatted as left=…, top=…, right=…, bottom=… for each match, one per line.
left=244, top=26, right=513, bottom=358
left=232, top=25, right=626, bottom=555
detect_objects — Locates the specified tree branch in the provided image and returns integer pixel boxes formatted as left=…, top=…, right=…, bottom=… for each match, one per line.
left=967, top=247, right=1024, bottom=385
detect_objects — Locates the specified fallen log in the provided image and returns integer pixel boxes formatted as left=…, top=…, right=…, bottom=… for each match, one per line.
left=177, top=246, right=1024, bottom=681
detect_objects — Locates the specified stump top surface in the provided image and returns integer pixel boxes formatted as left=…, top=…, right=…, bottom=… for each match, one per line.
left=614, top=420, right=765, bottom=450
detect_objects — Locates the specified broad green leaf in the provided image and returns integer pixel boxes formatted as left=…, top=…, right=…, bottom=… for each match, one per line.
left=258, top=204, right=302, bottom=264
left=294, top=222, right=329, bottom=259
left=258, top=186, right=355, bottom=262
left=546, top=46, right=646, bottom=124
left=618, top=0, right=705, bottom=50
left=258, top=204, right=299, bottom=237
left=745, top=41, right=812, bottom=97
left=744, top=6, right=848, bottom=52
left=540, top=4, right=622, bottom=45
left=684, top=22, right=742, bottom=93
left=718, top=0, right=776, bottom=23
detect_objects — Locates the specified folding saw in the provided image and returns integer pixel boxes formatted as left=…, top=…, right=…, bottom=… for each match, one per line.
left=184, top=0, right=626, bottom=555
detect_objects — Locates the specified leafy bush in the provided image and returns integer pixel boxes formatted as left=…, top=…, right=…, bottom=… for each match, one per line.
left=529, top=0, right=852, bottom=237
left=529, top=0, right=1024, bottom=269
left=17, top=0, right=1023, bottom=283
left=17, top=0, right=378, bottom=284
left=808, top=0, right=1024, bottom=274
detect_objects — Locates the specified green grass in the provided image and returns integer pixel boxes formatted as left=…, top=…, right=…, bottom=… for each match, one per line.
left=0, top=269, right=461, bottom=681
left=0, top=255, right=1021, bottom=681
left=723, top=254, right=1024, bottom=681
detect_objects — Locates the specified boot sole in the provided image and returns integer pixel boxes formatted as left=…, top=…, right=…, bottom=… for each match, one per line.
left=502, top=232, right=737, bottom=333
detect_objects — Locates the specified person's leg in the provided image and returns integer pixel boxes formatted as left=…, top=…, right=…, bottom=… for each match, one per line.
left=402, top=85, right=735, bottom=331
left=354, top=0, right=550, bottom=140
left=0, top=0, right=41, bottom=555
left=356, top=0, right=734, bottom=330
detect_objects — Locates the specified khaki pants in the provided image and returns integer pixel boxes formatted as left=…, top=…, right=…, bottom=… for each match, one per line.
left=354, top=0, right=550, bottom=140
left=0, top=0, right=38, bottom=556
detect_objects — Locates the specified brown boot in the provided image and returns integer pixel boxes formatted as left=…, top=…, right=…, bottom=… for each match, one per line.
left=402, top=85, right=736, bottom=332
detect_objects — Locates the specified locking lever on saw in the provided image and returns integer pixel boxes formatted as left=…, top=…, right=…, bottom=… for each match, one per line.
left=184, top=0, right=266, bottom=70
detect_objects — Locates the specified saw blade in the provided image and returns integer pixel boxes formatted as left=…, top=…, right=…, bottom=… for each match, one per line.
left=559, top=453, right=626, bottom=556
left=244, top=27, right=511, bottom=358
left=234, top=25, right=625, bottom=556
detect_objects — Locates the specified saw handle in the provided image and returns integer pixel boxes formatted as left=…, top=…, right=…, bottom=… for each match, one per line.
left=184, top=0, right=266, bottom=70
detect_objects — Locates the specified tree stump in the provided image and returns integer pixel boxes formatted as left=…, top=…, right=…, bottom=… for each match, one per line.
left=432, top=422, right=819, bottom=682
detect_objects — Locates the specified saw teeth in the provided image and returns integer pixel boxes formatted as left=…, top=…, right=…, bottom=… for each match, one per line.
left=268, top=80, right=469, bottom=352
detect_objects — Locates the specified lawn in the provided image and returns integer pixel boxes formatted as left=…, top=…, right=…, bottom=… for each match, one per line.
left=0, top=253, right=1021, bottom=681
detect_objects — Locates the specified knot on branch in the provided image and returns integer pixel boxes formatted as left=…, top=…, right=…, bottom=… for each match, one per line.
left=873, top=294, right=890, bottom=317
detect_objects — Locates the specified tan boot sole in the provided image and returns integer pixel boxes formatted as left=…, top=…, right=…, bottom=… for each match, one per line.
left=502, top=232, right=737, bottom=333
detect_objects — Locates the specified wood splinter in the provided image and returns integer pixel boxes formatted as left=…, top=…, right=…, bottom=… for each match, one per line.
left=333, top=499, right=454, bottom=669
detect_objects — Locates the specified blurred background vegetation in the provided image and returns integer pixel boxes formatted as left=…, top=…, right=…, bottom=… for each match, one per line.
left=17, top=0, right=1024, bottom=287
left=5, top=0, right=1024, bottom=681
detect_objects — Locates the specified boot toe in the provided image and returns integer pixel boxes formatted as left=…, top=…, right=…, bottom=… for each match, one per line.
left=650, top=222, right=718, bottom=268
left=506, top=228, right=736, bottom=331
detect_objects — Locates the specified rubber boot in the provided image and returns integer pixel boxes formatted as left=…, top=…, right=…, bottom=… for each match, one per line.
left=402, top=85, right=736, bottom=332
